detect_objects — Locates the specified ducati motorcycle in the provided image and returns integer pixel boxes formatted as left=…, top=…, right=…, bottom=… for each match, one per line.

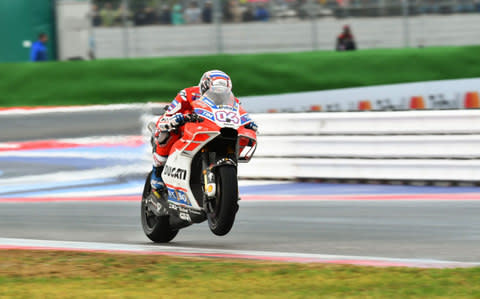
left=141, top=90, right=257, bottom=242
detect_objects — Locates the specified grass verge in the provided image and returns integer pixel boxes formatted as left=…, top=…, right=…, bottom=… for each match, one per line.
left=1, top=46, right=480, bottom=107
left=0, top=250, right=479, bottom=298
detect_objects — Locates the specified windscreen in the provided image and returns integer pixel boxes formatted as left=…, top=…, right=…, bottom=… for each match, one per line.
left=203, top=90, right=235, bottom=107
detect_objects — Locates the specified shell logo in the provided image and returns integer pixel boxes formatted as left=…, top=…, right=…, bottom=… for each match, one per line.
left=207, top=185, right=214, bottom=193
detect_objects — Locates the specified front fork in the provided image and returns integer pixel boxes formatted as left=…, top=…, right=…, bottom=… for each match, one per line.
left=201, top=150, right=238, bottom=211
left=202, top=152, right=216, bottom=206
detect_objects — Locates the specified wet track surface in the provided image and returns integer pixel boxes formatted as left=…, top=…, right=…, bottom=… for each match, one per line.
left=0, top=200, right=479, bottom=262
left=0, top=108, right=145, bottom=142
left=1, top=109, right=480, bottom=266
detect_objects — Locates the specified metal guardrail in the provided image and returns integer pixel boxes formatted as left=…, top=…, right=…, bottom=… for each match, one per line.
left=256, top=135, right=480, bottom=158
left=239, top=158, right=480, bottom=181
left=238, top=110, right=480, bottom=181
left=254, top=110, right=480, bottom=135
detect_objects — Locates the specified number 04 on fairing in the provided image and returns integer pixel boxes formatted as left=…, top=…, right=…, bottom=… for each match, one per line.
left=141, top=90, right=257, bottom=242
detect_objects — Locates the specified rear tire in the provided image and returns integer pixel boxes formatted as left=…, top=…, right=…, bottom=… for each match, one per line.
left=141, top=172, right=178, bottom=243
left=207, top=165, right=239, bottom=236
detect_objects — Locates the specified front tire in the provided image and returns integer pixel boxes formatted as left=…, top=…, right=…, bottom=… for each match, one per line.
left=207, top=165, right=239, bottom=236
left=141, top=172, right=178, bottom=243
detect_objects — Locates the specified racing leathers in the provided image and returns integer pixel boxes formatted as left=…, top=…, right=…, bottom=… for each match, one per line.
left=150, top=86, right=257, bottom=190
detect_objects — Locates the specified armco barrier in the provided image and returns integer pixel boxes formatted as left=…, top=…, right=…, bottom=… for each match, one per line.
left=237, top=110, right=480, bottom=181
left=239, top=158, right=480, bottom=181
left=255, top=135, right=480, bottom=159
left=254, top=110, right=480, bottom=135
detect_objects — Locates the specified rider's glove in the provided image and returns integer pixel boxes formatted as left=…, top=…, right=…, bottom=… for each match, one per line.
left=184, top=113, right=203, bottom=123
left=245, top=121, right=258, bottom=132
left=169, top=113, right=186, bottom=127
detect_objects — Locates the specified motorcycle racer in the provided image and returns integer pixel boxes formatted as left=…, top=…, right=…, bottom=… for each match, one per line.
left=150, top=70, right=258, bottom=190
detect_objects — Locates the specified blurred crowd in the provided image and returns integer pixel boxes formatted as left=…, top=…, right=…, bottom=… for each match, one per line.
left=89, top=0, right=480, bottom=27
left=90, top=0, right=273, bottom=26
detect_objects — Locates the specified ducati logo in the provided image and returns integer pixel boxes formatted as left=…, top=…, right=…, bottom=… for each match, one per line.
left=164, top=165, right=187, bottom=180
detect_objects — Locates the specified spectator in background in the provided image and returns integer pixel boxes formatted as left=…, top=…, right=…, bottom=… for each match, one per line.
left=243, top=5, right=255, bottom=21
left=255, top=3, right=269, bottom=21
left=221, top=1, right=233, bottom=22
left=90, top=4, right=102, bottom=27
left=336, top=25, right=356, bottom=51
left=114, top=4, right=132, bottom=25
left=144, top=6, right=157, bottom=24
left=100, top=2, right=115, bottom=26
left=134, top=5, right=156, bottom=26
left=456, top=0, right=475, bottom=12
left=159, top=4, right=172, bottom=24
left=89, top=34, right=96, bottom=60
left=171, top=4, right=184, bottom=25
left=419, top=0, right=439, bottom=14
left=134, top=5, right=148, bottom=25
left=295, top=0, right=309, bottom=19
left=185, top=2, right=202, bottom=24
left=229, top=0, right=243, bottom=22
left=202, top=0, right=213, bottom=23
left=30, top=33, right=48, bottom=62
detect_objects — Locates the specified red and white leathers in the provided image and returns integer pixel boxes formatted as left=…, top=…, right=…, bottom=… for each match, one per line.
left=152, top=86, right=250, bottom=168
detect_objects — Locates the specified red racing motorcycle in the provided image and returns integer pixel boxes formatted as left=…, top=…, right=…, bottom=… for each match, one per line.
left=141, top=90, right=257, bottom=242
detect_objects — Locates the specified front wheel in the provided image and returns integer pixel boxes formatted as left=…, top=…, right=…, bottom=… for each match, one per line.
left=207, top=165, right=239, bottom=236
left=141, top=172, right=178, bottom=243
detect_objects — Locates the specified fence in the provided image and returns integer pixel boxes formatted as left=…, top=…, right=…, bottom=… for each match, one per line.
left=238, top=110, right=480, bottom=181
left=86, top=0, right=480, bottom=58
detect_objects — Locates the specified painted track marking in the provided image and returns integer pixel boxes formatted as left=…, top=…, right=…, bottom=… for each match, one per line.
left=0, top=238, right=478, bottom=268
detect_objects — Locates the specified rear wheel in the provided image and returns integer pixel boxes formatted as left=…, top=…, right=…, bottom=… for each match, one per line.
left=141, top=172, right=178, bottom=243
left=207, top=165, right=239, bottom=236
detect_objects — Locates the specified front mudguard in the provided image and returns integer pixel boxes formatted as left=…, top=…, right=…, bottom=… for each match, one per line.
left=209, top=157, right=237, bottom=170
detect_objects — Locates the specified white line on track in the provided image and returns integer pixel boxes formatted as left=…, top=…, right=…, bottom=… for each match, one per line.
left=0, top=238, right=478, bottom=268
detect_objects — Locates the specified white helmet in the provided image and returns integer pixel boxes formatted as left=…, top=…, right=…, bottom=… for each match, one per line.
left=199, top=70, right=232, bottom=94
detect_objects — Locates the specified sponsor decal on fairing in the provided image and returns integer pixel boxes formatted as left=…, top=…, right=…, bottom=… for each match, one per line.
left=202, top=97, right=217, bottom=108
left=167, top=100, right=181, bottom=114
left=164, top=165, right=187, bottom=180
left=194, top=108, right=215, bottom=121
left=240, top=113, right=252, bottom=125
left=167, top=187, right=192, bottom=207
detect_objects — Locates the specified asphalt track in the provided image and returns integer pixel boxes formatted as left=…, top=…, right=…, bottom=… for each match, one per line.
left=1, top=107, right=479, bottom=267
left=0, top=200, right=479, bottom=263
left=0, top=104, right=164, bottom=142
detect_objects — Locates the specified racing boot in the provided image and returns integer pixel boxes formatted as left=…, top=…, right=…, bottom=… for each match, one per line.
left=150, top=165, right=165, bottom=191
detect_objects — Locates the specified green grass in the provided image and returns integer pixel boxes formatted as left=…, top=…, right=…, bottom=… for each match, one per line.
left=0, top=250, right=479, bottom=298
left=1, top=46, right=480, bottom=107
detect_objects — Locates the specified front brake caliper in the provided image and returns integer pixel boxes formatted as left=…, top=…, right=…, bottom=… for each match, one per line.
left=203, top=168, right=216, bottom=198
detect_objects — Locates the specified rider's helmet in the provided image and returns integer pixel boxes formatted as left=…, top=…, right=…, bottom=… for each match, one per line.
left=199, top=70, right=232, bottom=95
